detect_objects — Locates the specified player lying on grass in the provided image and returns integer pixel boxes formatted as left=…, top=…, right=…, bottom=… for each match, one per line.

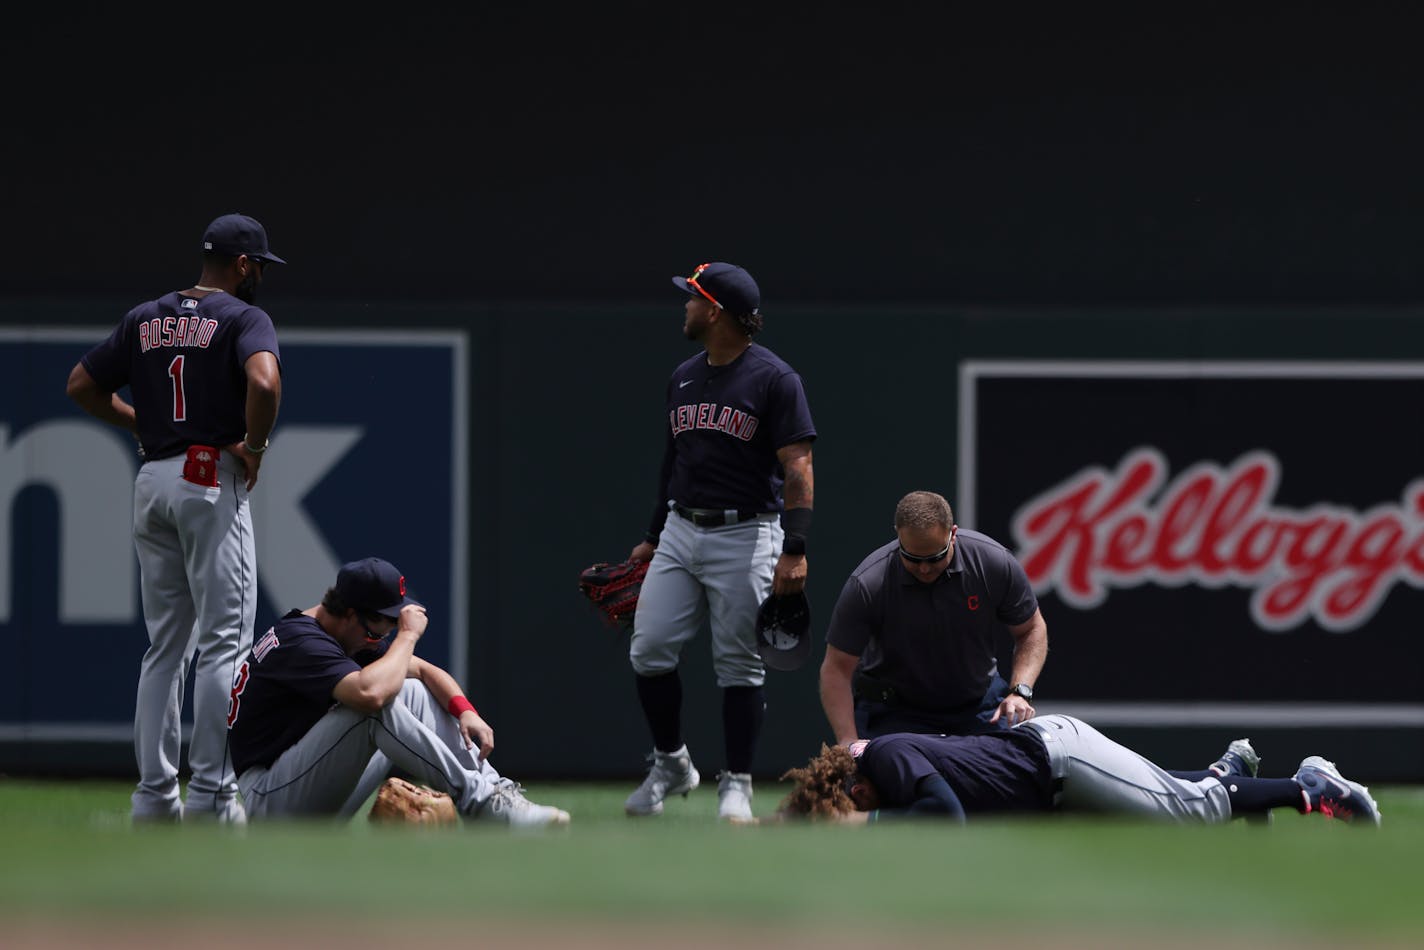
left=778, top=715, right=1381, bottom=826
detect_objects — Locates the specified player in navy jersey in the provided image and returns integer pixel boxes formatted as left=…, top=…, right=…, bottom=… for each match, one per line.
left=227, top=557, right=568, bottom=826
left=624, top=261, right=816, bottom=821
left=66, top=213, right=284, bottom=824
left=777, top=716, right=1382, bottom=827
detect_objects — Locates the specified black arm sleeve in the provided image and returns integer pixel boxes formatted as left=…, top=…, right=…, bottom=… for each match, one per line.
left=645, top=426, right=676, bottom=543
left=871, top=774, right=967, bottom=823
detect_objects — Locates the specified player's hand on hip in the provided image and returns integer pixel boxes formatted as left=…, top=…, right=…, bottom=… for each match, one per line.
left=629, top=541, right=656, bottom=563
left=398, top=604, right=428, bottom=640
left=772, top=553, right=807, bottom=595
left=226, top=441, right=263, bottom=491
left=458, top=710, right=495, bottom=759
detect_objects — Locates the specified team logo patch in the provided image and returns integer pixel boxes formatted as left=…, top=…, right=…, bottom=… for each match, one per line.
left=252, top=627, right=280, bottom=662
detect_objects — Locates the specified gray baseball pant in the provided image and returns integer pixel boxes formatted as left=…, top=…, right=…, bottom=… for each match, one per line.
left=630, top=509, right=781, bottom=687
left=238, top=680, right=504, bottom=820
left=1021, top=715, right=1232, bottom=822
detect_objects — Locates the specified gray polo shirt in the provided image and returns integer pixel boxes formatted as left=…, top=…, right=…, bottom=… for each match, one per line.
left=825, top=530, right=1039, bottom=712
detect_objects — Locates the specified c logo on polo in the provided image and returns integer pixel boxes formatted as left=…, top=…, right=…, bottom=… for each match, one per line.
left=399, top=576, right=407, bottom=596
left=966, top=595, right=980, bottom=611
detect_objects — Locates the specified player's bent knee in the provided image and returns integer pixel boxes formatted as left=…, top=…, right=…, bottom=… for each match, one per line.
left=630, top=653, right=679, bottom=677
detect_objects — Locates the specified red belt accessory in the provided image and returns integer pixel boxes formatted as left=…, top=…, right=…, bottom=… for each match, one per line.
left=182, top=445, right=221, bottom=487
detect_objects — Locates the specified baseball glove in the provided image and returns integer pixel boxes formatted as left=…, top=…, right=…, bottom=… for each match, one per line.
left=577, top=558, right=649, bottom=632
left=368, top=776, right=458, bottom=825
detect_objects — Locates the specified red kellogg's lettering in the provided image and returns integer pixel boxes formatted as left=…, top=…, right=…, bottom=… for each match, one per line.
left=1012, top=447, right=1424, bottom=632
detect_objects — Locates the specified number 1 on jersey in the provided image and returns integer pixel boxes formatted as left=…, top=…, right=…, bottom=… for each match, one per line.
left=168, top=354, right=186, bottom=421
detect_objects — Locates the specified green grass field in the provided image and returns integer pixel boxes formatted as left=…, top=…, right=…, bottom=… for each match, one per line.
left=3, top=778, right=1422, bottom=948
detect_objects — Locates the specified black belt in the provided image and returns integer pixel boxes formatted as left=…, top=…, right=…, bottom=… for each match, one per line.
left=851, top=669, right=981, bottom=716
left=672, top=504, right=765, bottom=527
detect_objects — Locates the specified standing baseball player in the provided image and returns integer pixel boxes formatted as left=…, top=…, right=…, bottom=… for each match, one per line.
left=625, top=261, right=816, bottom=821
left=778, top=718, right=1382, bottom=826
left=65, top=213, right=284, bottom=823
left=228, top=557, right=569, bottom=827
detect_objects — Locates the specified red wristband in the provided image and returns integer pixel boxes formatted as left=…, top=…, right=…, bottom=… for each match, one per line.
left=448, top=695, right=477, bottom=717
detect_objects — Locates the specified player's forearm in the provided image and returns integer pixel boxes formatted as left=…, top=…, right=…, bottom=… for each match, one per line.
left=778, top=445, right=814, bottom=510
left=348, top=633, right=419, bottom=709
left=243, top=381, right=280, bottom=448
left=819, top=663, right=858, bottom=744
left=94, top=393, right=138, bottom=431
left=241, top=351, right=281, bottom=447
left=412, top=658, right=465, bottom=710
left=65, top=364, right=136, bottom=431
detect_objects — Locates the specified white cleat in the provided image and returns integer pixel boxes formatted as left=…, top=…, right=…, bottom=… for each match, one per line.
left=716, top=771, right=754, bottom=822
left=625, top=745, right=700, bottom=816
left=482, top=781, right=570, bottom=828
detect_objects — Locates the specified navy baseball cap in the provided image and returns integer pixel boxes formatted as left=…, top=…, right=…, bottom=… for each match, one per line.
left=201, top=213, right=287, bottom=264
left=336, top=557, right=421, bottom=619
left=672, top=262, right=760, bottom=316
left=755, top=590, right=811, bottom=672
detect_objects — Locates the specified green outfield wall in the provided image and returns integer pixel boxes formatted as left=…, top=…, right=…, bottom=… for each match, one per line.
left=4, top=299, right=1422, bottom=782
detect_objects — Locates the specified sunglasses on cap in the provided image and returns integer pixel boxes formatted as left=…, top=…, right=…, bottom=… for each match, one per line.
left=685, top=263, right=723, bottom=309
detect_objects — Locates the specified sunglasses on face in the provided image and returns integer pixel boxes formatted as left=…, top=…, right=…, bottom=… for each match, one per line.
left=360, top=612, right=394, bottom=641
left=898, top=544, right=950, bottom=565
left=897, top=526, right=956, bottom=565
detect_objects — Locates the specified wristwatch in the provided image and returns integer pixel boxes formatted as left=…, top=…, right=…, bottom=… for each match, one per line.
left=1010, top=683, right=1034, bottom=702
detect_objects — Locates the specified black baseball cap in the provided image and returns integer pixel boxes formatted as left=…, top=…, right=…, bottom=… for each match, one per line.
left=336, top=557, right=421, bottom=619
left=755, top=590, right=811, bottom=672
left=672, top=262, right=760, bottom=316
left=201, top=213, right=287, bottom=264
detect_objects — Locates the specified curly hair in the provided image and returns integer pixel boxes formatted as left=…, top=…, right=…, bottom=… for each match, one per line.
left=777, top=743, right=859, bottom=819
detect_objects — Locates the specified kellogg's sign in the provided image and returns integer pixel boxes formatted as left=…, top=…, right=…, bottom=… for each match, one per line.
left=959, top=361, right=1424, bottom=711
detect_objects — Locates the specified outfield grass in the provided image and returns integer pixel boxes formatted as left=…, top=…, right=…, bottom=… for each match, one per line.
left=2, top=778, right=1422, bottom=946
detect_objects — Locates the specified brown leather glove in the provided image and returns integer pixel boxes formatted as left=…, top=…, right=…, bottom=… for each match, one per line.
left=368, top=777, right=458, bottom=825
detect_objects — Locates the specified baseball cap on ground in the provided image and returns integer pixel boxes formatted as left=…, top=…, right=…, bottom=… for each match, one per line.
left=336, top=557, right=421, bottom=619
left=672, top=262, right=759, bottom=316
left=755, top=590, right=811, bottom=671
left=201, top=213, right=287, bottom=264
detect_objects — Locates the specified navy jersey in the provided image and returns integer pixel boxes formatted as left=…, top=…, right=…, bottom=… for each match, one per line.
left=858, top=731, right=1053, bottom=815
left=826, top=531, right=1039, bottom=710
left=81, top=291, right=280, bottom=460
left=650, top=342, right=815, bottom=530
left=228, top=610, right=383, bottom=776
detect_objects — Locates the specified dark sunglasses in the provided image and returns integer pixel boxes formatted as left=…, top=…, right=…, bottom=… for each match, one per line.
left=898, top=543, right=950, bottom=565
left=359, top=611, right=393, bottom=641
